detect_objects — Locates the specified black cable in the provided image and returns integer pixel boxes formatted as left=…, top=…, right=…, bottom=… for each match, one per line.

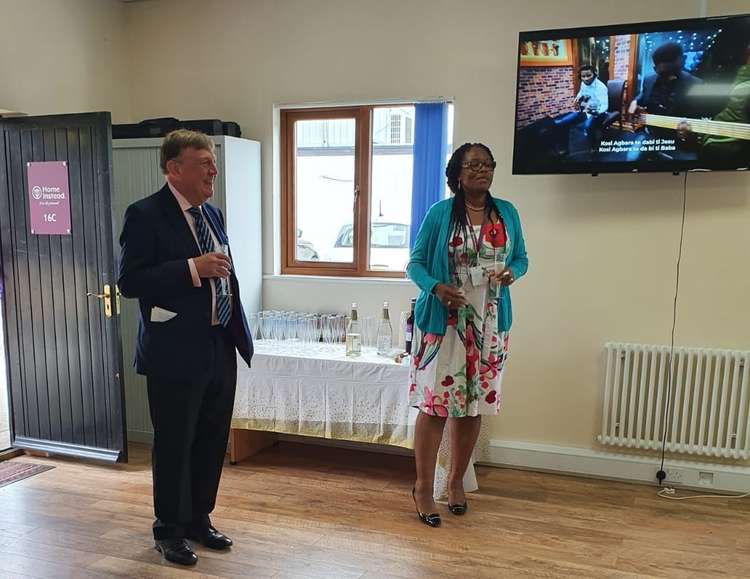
left=657, top=171, right=688, bottom=485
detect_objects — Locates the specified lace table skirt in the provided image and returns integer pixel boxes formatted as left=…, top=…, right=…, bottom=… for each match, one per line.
left=232, top=340, right=479, bottom=499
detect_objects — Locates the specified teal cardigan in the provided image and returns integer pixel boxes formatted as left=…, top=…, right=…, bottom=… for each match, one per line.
left=406, top=197, right=528, bottom=335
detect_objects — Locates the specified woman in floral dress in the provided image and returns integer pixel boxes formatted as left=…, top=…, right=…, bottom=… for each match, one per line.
left=407, top=143, right=528, bottom=527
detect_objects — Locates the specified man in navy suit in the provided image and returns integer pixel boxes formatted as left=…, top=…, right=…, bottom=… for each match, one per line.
left=119, top=130, right=253, bottom=566
left=627, top=42, right=703, bottom=160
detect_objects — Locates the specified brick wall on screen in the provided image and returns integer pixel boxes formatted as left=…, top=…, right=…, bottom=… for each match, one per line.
left=516, top=66, right=575, bottom=128
left=612, top=35, right=631, bottom=80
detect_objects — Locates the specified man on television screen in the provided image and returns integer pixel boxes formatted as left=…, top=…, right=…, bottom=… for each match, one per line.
left=552, top=64, right=609, bottom=156
left=628, top=41, right=703, bottom=122
left=628, top=41, right=703, bottom=159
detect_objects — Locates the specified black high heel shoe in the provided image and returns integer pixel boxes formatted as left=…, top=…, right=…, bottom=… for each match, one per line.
left=448, top=488, right=468, bottom=515
left=448, top=501, right=468, bottom=515
left=412, top=488, right=441, bottom=527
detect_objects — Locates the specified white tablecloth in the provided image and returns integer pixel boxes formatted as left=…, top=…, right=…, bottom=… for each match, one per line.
left=233, top=340, right=479, bottom=499
left=233, top=341, right=417, bottom=447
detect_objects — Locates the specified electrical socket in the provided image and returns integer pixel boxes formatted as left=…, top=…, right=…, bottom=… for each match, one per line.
left=664, top=468, right=684, bottom=483
left=698, top=471, right=715, bottom=486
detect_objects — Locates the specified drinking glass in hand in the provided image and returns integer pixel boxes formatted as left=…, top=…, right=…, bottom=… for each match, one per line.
left=218, top=243, right=232, bottom=297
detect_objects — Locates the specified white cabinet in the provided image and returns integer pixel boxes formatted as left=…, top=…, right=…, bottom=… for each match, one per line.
left=112, top=136, right=261, bottom=442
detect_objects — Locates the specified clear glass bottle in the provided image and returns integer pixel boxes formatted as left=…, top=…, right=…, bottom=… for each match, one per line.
left=376, top=301, right=393, bottom=356
left=345, top=302, right=362, bottom=357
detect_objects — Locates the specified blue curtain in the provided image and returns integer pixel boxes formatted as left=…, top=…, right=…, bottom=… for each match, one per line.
left=409, top=102, right=449, bottom=250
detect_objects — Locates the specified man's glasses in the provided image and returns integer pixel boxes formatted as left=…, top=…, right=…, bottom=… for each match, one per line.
left=461, top=160, right=497, bottom=172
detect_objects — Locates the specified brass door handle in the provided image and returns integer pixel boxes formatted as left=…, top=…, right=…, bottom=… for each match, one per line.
left=86, top=284, right=112, bottom=318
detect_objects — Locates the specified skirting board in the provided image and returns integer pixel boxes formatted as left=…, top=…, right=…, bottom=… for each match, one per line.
left=128, top=430, right=153, bottom=445
left=487, top=439, right=750, bottom=494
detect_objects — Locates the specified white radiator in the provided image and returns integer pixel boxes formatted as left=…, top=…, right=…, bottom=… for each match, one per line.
left=598, top=342, right=750, bottom=459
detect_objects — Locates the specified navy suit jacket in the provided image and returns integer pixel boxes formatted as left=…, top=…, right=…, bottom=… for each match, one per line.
left=118, top=184, right=253, bottom=383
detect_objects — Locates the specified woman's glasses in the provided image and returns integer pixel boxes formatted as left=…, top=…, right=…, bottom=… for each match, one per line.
left=461, top=160, right=497, bottom=172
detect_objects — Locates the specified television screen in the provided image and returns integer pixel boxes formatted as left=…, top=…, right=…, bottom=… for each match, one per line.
left=512, top=14, right=750, bottom=174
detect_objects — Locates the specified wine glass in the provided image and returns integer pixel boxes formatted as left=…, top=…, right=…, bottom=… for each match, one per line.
left=257, top=311, right=268, bottom=340
left=335, top=314, right=346, bottom=343
left=248, top=312, right=259, bottom=340
left=218, top=243, right=232, bottom=297
left=323, top=315, right=335, bottom=345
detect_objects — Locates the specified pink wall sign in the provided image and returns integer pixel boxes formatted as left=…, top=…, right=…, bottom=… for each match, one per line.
left=27, top=161, right=72, bottom=235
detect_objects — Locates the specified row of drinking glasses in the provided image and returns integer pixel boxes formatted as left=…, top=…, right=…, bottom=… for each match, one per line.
left=247, top=311, right=348, bottom=344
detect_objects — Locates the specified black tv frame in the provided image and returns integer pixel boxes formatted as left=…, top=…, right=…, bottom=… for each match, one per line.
left=512, top=14, right=750, bottom=175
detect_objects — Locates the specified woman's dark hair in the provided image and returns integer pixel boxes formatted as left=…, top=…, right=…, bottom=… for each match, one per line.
left=445, top=142, right=498, bottom=247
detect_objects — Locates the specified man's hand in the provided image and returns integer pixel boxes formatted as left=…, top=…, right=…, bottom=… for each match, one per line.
left=194, top=253, right=231, bottom=279
left=676, top=120, right=692, bottom=142
left=628, top=100, right=642, bottom=116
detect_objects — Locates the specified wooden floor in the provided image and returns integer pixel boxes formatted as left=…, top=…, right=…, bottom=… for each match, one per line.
left=0, top=442, right=748, bottom=578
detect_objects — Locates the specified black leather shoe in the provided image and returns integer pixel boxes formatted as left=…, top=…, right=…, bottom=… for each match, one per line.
left=448, top=501, right=468, bottom=515
left=187, top=526, right=233, bottom=550
left=412, top=487, right=441, bottom=528
left=154, top=538, right=198, bottom=566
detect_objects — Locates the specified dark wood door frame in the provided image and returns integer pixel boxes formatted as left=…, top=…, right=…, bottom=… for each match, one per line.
left=0, top=112, right=127, bottom=462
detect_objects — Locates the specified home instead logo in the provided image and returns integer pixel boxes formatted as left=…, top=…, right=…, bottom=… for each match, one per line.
left=27, top=161, right=72, bottom=236
left=33, top=185, right=66, bottom=201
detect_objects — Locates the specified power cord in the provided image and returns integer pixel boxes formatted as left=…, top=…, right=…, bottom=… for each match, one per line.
left=654, top=172, right=748, bottom=502
left=656, top=171, right=688, bottom=486
left=658, top=487, right=750, bottom=500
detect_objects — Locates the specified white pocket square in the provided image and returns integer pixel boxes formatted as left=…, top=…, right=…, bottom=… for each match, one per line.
left=150, top=306, right=177, bottom=322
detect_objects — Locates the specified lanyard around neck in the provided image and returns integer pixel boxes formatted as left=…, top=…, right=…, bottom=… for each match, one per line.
left=465, top=209, right=488, bottom=257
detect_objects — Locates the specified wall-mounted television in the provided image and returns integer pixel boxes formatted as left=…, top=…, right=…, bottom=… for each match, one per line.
left=512, top=14, right=750, bottom=174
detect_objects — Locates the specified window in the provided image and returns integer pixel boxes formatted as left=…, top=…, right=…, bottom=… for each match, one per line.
left=281, top=105, right=417, bottom=277
left=370, top=223, right=409, bottom=248
left=390, top=114, right=401, bottom=144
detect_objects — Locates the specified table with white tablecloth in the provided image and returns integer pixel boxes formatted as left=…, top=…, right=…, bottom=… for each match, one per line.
left=231, top=340, right=479, bottom=499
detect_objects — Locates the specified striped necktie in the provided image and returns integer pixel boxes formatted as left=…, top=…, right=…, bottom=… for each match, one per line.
left=187, top=206, right=231, bottom=327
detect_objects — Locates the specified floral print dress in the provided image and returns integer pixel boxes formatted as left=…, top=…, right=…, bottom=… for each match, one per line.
left=409, top=220, right=510, bottom=418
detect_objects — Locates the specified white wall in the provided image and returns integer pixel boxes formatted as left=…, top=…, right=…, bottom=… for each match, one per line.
left=0, top=0, right=130, bottom=449
left=123, top=0, right=750, bottom=457
left=0, top=0, right=130, bottom=121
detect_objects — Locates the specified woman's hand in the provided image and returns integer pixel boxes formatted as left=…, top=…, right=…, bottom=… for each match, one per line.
left=433, top=283, right=467, bottom=309
left=488, top=268, right=515, bottom=286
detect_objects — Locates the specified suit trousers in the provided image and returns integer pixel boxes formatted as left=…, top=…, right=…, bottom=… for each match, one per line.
left=147, top=326, right=237, bottom=540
